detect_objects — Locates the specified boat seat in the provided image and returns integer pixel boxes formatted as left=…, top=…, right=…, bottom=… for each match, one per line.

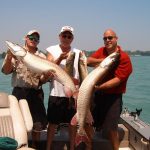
left=0, top=92, right=35, bottom=150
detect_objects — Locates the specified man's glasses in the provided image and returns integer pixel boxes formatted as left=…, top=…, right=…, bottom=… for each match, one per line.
left=103, top=36, right=115, bottom=41
left=62, top=35, right=73, bottom=39
left=27, top=35, right=39, bottom=42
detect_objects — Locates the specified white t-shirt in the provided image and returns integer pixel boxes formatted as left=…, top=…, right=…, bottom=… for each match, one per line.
left=46, top=44, right=81, bottom=97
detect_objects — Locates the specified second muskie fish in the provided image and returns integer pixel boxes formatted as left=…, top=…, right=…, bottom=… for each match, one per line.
left=78, top=51, right=88, bottom=85
left=71, top=51, right=120, bottom=138
left=65, top=51, right=75, bottom=77
left=5, top=41, right=77, bottom=97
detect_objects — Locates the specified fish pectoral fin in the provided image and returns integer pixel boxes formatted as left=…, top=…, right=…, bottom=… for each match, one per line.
left=85, top=110, right=94, bottom=125
left=45, top=70, right=56, bottom=79
left=49, top=69, right=56, bottom=74
left=47, top=69, right=56, bottom=77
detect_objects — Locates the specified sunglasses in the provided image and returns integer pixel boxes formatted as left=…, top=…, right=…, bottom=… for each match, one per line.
left=103, top=36, right=115, bottom=41
left=62, top=35, right=73, bottom=39
left=27, top=35, right=39, bottom=42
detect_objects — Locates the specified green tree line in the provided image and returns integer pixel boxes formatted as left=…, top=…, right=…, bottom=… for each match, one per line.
left=1, top=50, right=150, bottom=59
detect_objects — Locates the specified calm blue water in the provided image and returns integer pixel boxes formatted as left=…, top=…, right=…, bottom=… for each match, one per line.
left=0, top=56, right=150, bottom=124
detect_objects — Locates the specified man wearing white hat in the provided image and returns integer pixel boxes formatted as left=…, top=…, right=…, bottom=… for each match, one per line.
left=1, top=30, right=47, bottom=149
left=46, top=26, right=79, bottom=150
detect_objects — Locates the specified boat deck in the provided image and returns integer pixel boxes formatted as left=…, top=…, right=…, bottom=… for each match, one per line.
left=28, top=124, right=132, bottom=150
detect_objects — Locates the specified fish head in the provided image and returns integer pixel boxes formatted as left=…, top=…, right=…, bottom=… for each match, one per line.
left=5, top=41, right=27, bottom=58
left=66, top=51, right=75, bottom=61
left=100, top=51, right=120, bottom=68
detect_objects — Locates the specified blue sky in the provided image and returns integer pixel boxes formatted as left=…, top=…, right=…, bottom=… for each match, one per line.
left=0, top=0, right=150, bottom=53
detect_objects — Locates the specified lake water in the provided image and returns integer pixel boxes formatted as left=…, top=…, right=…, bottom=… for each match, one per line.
left=0, top=56, right=150, bottom=124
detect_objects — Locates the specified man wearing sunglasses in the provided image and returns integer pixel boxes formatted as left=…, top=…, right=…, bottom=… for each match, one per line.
left=87, top=29, right=132, bottom=150
left=46, top=26, right=94, bottom=150
left=1, top=30, right=47, bottom=149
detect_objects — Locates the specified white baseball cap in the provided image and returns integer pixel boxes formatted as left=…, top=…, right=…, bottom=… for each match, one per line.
left=26, top=30, right=40, bottom=37
left=60, top=26, right=74, bottom=35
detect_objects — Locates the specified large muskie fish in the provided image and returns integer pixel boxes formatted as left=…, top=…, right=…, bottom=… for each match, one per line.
left=71, top=51, right=120, bottom=137
left=5, top=41, right=77, bottom=97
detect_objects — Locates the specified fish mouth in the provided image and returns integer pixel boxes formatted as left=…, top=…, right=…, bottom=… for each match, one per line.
left=5, top=41, right=27, bottom=57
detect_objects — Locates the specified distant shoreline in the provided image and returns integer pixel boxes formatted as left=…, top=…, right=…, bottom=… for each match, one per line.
left=1, top=50, right=150, bottom=59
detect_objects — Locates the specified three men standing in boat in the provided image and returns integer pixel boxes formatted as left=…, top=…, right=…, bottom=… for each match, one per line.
left=2, top=27, right=132, bottom=150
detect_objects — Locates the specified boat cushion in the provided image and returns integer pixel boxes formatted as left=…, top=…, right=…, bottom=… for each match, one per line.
left=0, top=116, right=14, bottom=138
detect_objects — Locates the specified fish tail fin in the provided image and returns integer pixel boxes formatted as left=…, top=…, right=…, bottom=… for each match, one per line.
left=75, top=127, right=89, bottom=146
left=71, top=114, right=90, bottom=146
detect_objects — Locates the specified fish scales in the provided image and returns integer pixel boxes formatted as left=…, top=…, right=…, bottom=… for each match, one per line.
left=77, top=67, right=105, bottom=130
left=65, top=51, right=75, bottom=77
left=78, top=51, right=88, bottom=85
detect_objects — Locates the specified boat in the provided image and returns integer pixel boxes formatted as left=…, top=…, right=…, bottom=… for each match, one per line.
left=0, top=92, right=150, bottom=150
left=119, top=108, right=150, bottom=150
left=27, top=108, right=150, bottom=150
